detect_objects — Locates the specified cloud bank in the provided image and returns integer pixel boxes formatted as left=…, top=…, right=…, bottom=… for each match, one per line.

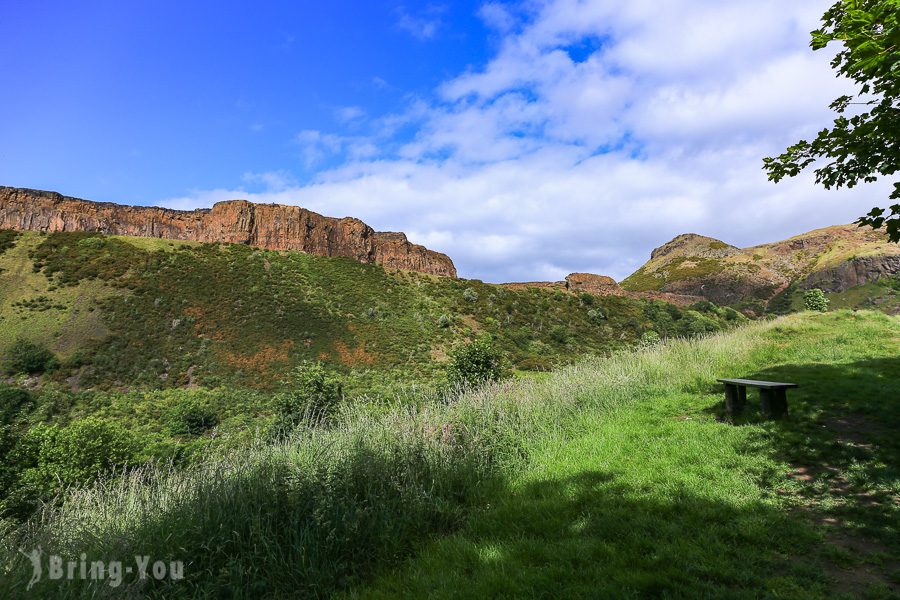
left=161, top=0, right=887, bottom=282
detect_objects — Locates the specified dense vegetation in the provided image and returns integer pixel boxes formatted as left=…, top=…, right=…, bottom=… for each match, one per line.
left=0, top=230, right=744, bottom=517
left=0, top=230, right=742, bottom=393
left=0, top=311, right=896, bottom=597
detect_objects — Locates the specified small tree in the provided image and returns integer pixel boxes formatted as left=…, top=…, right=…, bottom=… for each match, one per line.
left=168, top=398, right=219, bottom=435
left=5, top=339, right=57, bottom=375
left=447, top=336, right=503, bottom=388
left=271, top=362, right=343, bottom=432
left=804, top=288, right=830, bottom=312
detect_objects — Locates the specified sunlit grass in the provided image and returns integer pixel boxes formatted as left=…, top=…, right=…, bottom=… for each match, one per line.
left=1, top=311, right=897, bottom=598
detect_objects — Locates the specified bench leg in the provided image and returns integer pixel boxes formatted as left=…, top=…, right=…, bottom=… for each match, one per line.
left=760, top=388, right=788, bottom=419
left=724, top=384, right=746, bottom=416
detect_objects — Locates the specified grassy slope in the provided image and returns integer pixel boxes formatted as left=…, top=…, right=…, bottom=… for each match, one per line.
left=0, top=230, right=739, bottom=393
left=770, top=279, right=900, bottom=316
left=2, top=311, right=893, bottom=598
left=356, top=311, right=900, bottom=599
left=0, top=232, right=119, bottom=365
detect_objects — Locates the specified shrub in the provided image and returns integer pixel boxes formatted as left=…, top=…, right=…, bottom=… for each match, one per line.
left=4, top=339, right=58, bottom=375
left=447, top=336, right=503, bottom=387
left=76, top=236, right=106, bottom=249
left=168, top=398, right=219, bottom=436
left=0, top=385, right=31, bottom=425
left=804, top=288, right=829, bottom=312
left=640, top=330, right=662, bottom=347
left=587, top=308, right=606, bottom=324
left=462, top=287, right=479, bottom=303
left=579, top=292, right=594, bottom=306
left=271, top=362, right=343, bottom=433
left=549, top=325, right=570, bottom=344
left=5, top=417, right=140, bottom=516
left=676, top=310, right=720, bottom=337
left=438, top=314, right=452, bottom=328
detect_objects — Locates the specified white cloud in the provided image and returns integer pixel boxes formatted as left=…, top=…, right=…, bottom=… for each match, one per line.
left=396, top=5, right=445, bottom=41
left=159, top=0, right=889, bottom=283
left=334, top=105, right=366, bottom=124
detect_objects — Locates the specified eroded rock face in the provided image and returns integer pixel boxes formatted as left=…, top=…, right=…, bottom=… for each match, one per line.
left=0, top=187, right=456, bottom=277
left=800, top=255, right=900, bottom=292
left=565, top=273, right=626, bottom=296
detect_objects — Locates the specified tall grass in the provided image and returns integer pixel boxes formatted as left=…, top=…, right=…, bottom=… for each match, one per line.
left=1, top=314, right=815, bottom=598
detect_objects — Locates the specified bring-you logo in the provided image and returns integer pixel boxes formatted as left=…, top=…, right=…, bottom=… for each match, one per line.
left=19, top=546, right=184, bottom=590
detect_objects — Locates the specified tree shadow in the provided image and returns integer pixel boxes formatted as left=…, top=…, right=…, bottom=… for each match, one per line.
left=364, top=469, right=828, bottom=598
left=706, top=357, right=900, bottom=548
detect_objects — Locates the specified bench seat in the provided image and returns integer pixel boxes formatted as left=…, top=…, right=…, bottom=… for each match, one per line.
left=717, top=378, right=798, bottom=419
left=717, top=378, right=797, bottom=389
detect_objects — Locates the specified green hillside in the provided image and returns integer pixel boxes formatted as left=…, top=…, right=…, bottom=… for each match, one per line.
left=0, top=229, right=741, bottom=393
left=1, top=311, right=896, bottom=598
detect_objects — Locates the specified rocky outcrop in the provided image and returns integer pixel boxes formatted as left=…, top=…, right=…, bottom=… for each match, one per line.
left=565, top=273, right=626, bottom=296
left=0, top=186, right=456, bottom=277
left=800, top=255, right=900, bottom=292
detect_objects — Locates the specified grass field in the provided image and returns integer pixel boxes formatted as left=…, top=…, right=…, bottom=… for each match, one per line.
left=1, top=310, right=896, bottom=598
left=355, top=311, right=900, bottom=599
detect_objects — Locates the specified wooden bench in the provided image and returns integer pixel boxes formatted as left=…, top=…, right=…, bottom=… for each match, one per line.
left=717, top=378, right=798, bottom=419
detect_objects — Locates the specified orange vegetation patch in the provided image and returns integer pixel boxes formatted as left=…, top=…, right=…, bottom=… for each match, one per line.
left=220, top=340, right=295, bottom=373
left=334, top=339, right=376, bottom=366
left=183, top=306, right=205, bottom=318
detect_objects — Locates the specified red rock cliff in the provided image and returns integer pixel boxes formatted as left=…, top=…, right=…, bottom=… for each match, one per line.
left=0, top=186, right=456, bottom=277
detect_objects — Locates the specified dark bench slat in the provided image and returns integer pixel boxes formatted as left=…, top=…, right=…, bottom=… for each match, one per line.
left=717, top=378, right=798, bottom=389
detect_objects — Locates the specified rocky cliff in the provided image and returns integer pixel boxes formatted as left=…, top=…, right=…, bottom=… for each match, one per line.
left=621, top=225, right=900, bottom=307
left=0, top=187, right=456, bottom=277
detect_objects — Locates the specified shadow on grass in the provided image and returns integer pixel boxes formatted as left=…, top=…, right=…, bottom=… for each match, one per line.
left=707, top=357, right=900, bottom=550
left=362, top=469, right=825, bottom=598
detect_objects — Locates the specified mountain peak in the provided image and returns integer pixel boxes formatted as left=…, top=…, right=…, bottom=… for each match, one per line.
left=649, top=233, right=739, bottom=261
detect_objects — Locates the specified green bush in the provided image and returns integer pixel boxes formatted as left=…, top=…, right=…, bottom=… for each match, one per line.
left=579, top=292, right=594, bottom=306
left=462, top=287, right=479, bottom=303
left=549, top=325, right=571, bottom=344
left=438, top=314, right=452, bottom=328
left=447, top=336, right=503, bottom=387
left=4, top=339, right=58, bottom=375
left=0, top=385, right=31, bottom=425
left=271, top=362, right=343, bottom=433
left=804, top=288, right=829, bottom=312
left=168, top=398, right=219, bottom=435
left=4, top=417, right=140, bottom=517
left=676, top=310, right=720, bottom=337
left=640, top=330, right=661, bottom=347
left=587, top=308, right=606, bottom=324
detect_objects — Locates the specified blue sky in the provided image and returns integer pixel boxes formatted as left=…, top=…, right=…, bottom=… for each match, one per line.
left=1, top=1, right=490, bottom=199
left=0, top=1, right=889, bottom=282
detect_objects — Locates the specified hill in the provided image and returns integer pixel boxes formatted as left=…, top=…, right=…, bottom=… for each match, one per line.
left=2, top=311, right=896, bottom=598
left=0, top=229, right=741, bottom=393
left=621, top=225, right=900, bottom=313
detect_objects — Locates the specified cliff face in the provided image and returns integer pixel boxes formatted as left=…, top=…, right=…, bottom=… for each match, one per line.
left=0, top=187, right=456, bottom=277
